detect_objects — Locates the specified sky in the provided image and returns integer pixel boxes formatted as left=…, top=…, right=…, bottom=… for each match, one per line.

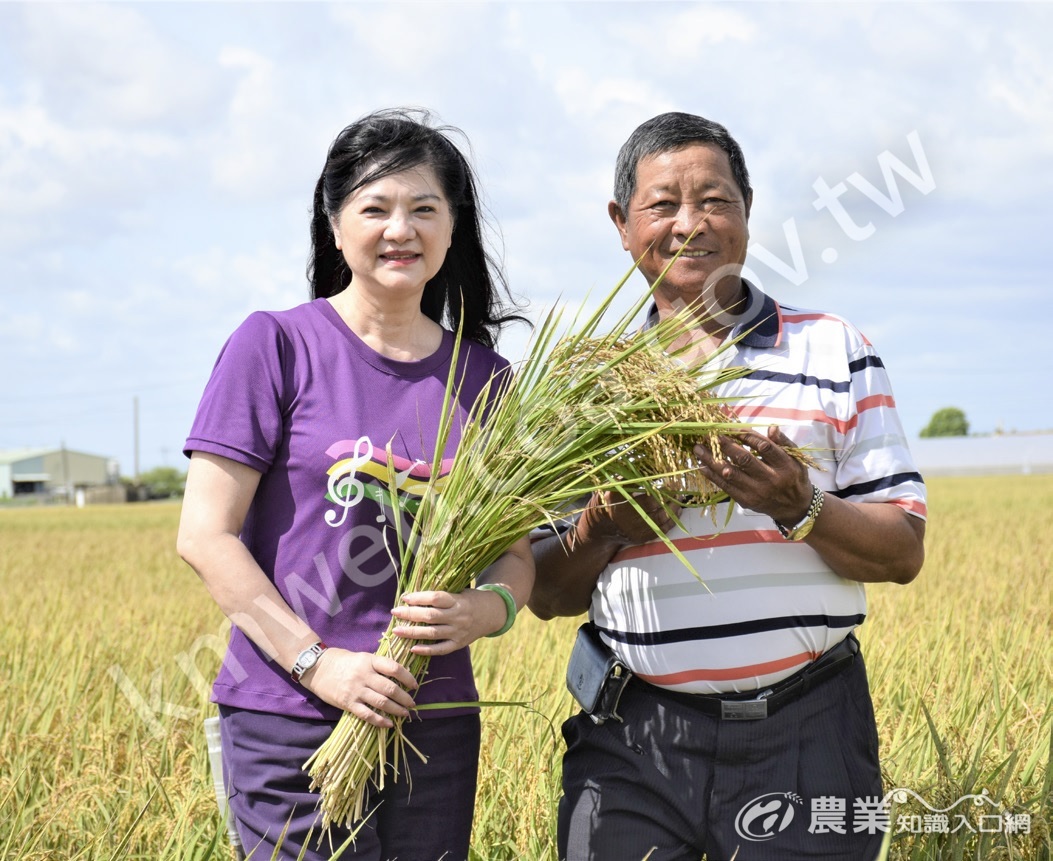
left=1, top=1, right=1051, bottom=477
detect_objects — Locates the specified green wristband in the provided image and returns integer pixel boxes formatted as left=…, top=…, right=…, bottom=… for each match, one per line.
left=477, top=583, right=517, bottom=637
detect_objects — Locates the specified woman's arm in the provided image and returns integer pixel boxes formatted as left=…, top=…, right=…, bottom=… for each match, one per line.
left=177, top=451, right=316, bottom=666
left=177, top=451, right=418, bottom=727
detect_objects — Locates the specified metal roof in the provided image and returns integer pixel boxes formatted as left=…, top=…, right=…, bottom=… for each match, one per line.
left=0, top=447, right=113, bottom=465
left=0, top=447, right=56, bottom=465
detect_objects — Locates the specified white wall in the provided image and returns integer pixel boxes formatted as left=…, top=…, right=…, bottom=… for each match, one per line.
left=911, top=434, right=1053, bottom=477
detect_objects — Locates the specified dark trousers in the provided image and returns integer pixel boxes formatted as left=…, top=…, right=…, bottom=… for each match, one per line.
left=558, top=650, right=884, bottom=861
left=219, top=706, right=480, bottom=861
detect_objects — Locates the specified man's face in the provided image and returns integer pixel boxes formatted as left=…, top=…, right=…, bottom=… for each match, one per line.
left=610, top=143, right=752, bottom=310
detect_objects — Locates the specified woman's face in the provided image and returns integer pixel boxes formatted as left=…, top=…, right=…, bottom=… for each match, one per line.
left=332, top=164, right=454, bottom=301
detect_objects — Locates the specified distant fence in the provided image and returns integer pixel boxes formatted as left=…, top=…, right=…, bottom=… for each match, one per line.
left=1, top=485, right=130, bottom=508
left=76, top=485, right=129, bottom=506
left=911, top=434, right=1053, bottom=478
left=918, top=463, right=1053, bottom=478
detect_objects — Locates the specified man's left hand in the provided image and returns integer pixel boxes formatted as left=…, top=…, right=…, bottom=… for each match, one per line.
left=694, top=425, right=812, bottom=526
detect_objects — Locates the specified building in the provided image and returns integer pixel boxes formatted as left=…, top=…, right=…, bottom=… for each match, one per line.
left=911, top=432, right=1053, bottom=477
left=0, top=447, right=122, bottom=503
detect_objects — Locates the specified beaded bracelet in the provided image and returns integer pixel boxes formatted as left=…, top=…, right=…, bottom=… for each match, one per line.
left=477, top=583, right=517, bottom=637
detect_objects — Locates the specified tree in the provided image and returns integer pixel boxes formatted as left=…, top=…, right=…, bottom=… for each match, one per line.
left=920, top=407, right=969, bottom=438
left=136, top=466, right=187, bottom=499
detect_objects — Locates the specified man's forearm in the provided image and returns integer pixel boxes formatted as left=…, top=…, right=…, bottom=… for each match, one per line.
left=529, top=491, right=682, bottom=620
left=807, top=496, right=926, bottom=584
left=527, top=528, right=622, bottom=620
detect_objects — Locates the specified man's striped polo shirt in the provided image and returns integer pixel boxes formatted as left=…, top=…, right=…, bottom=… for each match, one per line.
left=590, top=282, right=927, bottom=695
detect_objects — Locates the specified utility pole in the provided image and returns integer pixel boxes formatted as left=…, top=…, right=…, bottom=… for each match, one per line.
left=133, top=395, right=140, bottom=485
left=61, top=439, right=71, bottom=505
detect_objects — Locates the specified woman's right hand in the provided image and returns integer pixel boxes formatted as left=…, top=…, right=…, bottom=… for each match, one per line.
left=300, top=648, right=418, bottom=728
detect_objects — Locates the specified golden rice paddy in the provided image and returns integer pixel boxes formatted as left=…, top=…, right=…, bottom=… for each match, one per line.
left=0, top=473, right=1049, bottom=859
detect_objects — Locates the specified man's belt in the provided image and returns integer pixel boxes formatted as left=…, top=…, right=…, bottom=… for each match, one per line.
left=635, top=633, right=860, bottom=721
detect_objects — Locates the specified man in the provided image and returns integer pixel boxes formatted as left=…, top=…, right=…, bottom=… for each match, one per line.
left=529, top=112, right=927, bottom=861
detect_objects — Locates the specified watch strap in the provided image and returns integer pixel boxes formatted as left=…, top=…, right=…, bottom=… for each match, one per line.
left=290, top=641, right=328, bottom=683
left=776, top=484, right=825, bottom=541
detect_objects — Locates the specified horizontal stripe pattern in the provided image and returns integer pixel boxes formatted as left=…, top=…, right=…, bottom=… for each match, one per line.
left=597, top=613, right=867, bottom=646
left=591, top=292, right=926, bottom=694
left=832, top=471, right=926, bottom=499
left=849, top=354, right=886, bottom=374
left=744, top=368, right=852, bottom=393
left=637, top=649, right=821, bottom=686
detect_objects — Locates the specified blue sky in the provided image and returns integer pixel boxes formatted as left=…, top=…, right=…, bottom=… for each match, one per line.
left=1, top=1, right=1050, bottom=476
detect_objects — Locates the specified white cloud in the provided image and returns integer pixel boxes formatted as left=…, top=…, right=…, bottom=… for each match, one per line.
left=330, top=2, right=491, bottom=62
left=210, top=46, right=283, bottom=193
left=18, top=3, right=218, bottom=127
left=547, top=66, right=673, bottom=131
left=657, top=5, right=758, bottom=55
left=987, top=32, right=1053, bottom=122
left=0, top=97, right=184, bottom=248
left=171, top=241, right=309, bottom=325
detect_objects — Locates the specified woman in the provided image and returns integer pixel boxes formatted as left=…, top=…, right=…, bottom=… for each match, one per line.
left=177, top=109, right=533, bottom=860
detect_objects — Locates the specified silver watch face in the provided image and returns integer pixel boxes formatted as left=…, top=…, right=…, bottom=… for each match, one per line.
left=299, top=649, right=319, bottom=669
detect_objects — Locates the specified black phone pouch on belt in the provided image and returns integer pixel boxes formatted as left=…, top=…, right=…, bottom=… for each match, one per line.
left=565, top=622, right=633, bottom=725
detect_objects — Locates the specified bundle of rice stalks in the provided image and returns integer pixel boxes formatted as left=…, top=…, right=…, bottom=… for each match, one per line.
left=566, top=335, right=818, bottom=506
left=548, top=334, right=735, bottom=506
left=304, top=263, right=814, bottom=829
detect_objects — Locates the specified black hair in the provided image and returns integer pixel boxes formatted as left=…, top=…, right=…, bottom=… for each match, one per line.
left=307, top=108, right=525, bottom=349
left=613, top=112, right=752, bottom=214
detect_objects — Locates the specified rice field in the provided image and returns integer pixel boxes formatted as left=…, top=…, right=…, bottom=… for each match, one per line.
left=0, top=474, right=1050, bottom=860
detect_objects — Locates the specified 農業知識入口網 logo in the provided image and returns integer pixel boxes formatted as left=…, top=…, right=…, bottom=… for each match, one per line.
left=734, top=792, right=803, bottom=841
left=734, top=788, right=1032, bottom=843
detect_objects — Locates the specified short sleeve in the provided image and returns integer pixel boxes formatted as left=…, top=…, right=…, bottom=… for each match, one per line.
left=183, top=312, right=290, bottom=473
left=465, top=345, right=513, bottom=426
left=834, top=327, right=927, bottom=520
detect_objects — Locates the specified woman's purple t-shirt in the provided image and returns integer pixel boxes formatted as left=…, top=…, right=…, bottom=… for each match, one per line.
left=185, top=298, right=510, bottom=721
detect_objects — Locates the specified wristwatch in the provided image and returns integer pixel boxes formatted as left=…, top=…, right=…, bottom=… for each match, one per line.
left=776, top=485, right=824, bottom=541
left=290, top=641, right=328, bottom=684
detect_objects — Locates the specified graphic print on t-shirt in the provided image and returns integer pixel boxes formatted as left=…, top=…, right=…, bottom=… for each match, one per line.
left=323, top=436, right=452, bottom=529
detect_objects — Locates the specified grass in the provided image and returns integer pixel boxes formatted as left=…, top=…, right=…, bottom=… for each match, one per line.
left=0, top=475, right=1050, bottom=859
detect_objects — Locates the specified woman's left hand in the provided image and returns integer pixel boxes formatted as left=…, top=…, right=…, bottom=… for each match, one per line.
left=390, top=588, right=507, bottom=655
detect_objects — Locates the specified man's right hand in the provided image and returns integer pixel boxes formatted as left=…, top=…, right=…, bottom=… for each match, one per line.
left=529, top=492, right=681, bottom=620
left=573, top=490, right=681, bottom=550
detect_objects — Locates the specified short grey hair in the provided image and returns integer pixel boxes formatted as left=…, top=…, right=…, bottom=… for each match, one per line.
left=613, top=112, right=752, bottom=214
